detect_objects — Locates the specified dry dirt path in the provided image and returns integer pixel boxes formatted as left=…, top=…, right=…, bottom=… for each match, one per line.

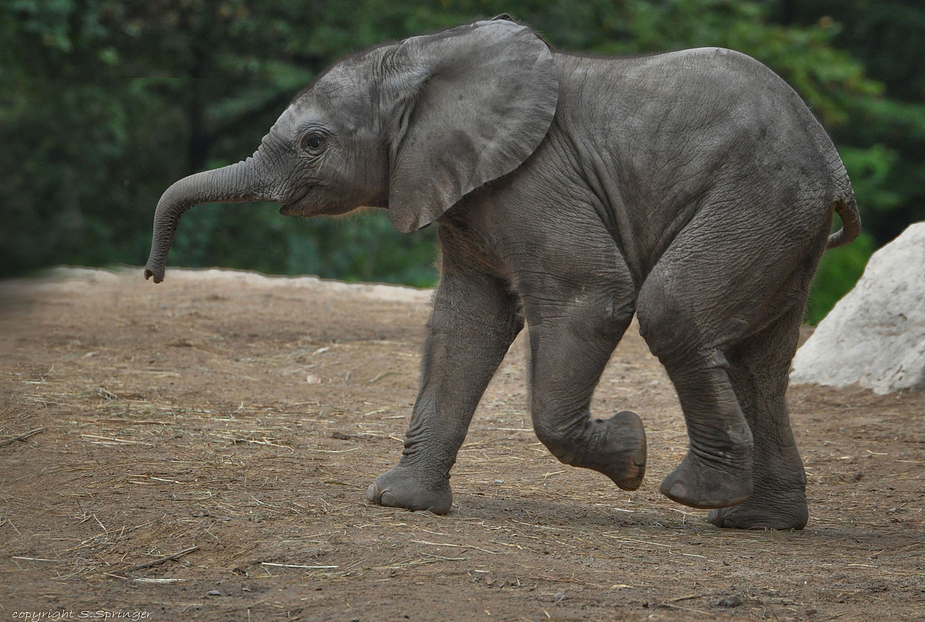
left=1, top=268, right=922, bottom=621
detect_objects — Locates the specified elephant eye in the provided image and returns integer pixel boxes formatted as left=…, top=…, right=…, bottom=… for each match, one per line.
left=301, top=132, right=326, bottom=153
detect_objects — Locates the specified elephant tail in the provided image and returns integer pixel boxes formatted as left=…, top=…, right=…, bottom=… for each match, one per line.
left=826, top=192, right=861, bottom=250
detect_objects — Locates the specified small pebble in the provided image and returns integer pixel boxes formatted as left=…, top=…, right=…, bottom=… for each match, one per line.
left=207, top=590, right=221, bottom=596
left=719, top=595, right=742, bottom=608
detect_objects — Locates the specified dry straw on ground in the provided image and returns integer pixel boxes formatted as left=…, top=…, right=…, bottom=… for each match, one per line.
left=0, top=268, right=922, bottom=620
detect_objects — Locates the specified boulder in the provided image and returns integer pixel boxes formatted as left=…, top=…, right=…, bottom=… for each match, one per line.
left=790, top=222, right=925, bottom=394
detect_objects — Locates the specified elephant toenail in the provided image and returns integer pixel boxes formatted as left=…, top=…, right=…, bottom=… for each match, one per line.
left=380, top=491, right=397, bottom=506
left=366, top=483, right=378, bottom=503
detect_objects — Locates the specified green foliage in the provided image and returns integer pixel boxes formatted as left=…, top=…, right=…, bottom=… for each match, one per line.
left=772, top=0, right=925, bottom=321
left=2, top=0, right=919, bottom=322
left=783, top=1, right=925, bottom=242
left=171, top=204, right=438, bottom=287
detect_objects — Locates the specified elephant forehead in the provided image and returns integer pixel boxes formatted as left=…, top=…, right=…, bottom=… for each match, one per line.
left=295, top=68, right=373, bottom=115
left=270, top=104, right=313, bottom=135
left=273, top=99, right=365, bottom=140
left=313, top=65, right=356, bottom=96
left=312, top=55, right=382, bottom=102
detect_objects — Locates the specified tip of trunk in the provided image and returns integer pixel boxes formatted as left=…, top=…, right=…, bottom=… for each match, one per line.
left=144, top=265, right=164, bottom=283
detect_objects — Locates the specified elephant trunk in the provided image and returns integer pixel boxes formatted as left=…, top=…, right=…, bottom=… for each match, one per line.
left=144, top=156, right=278, bottom=283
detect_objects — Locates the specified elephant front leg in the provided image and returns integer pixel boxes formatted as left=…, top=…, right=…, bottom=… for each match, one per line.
left=366, top=266, right=523, bottom=514
left=527, top=294, right=647, bottom=491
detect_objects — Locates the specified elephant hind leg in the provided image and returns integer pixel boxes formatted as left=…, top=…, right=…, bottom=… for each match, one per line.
left=636, top=202, right=823, bottom=516
left=636, top=273, right=755, bottom=509
left=708, top=302, right=809, bottom=530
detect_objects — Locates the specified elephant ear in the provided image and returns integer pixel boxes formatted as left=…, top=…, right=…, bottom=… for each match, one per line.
left=383, top=19, right=559, bottom=233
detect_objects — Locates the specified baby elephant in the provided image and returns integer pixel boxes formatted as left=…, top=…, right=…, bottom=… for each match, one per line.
left=145, top=17, right=860, bottom=529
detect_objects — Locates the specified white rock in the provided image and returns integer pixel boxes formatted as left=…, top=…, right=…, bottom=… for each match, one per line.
left=791, top=222, right=925, bottom=394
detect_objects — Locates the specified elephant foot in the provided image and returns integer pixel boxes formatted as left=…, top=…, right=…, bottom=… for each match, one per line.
left=591, top=410, right=647, bottom=491
left=707, top=469, right=808, bottom=529
left=546, top=410, right=647, bottom=491
left=707, top=490, right=808, bottom=530
left=660, top=446, right=753, bottom=509
left=366, top=465, right=453, bottom=515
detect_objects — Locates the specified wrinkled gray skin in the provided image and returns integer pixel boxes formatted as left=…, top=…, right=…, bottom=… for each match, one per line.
left=145, top=18, right=861, bottom=530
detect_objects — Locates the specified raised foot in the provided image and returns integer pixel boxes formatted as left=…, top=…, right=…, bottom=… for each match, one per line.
left=593, top=410, right=647, bottom=491
left=366, top=466, right=453, bottom=515
left=707, top=486, right=808, bottom=530
left=660, top=448, right=753, bottom=509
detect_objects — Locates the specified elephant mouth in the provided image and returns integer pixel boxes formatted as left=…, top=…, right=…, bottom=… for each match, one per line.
left=279, top=187, right=313, bottom=216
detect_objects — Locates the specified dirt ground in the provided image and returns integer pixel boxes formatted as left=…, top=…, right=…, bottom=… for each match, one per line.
left=0, top=268, right=922, bottom=621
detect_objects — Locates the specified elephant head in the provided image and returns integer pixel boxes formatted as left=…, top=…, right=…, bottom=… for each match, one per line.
left=144, top=18, right=559, bottom=283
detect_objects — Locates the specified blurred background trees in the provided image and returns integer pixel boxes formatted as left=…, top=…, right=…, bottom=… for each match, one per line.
left=2, top=0, right=922, bottom=321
